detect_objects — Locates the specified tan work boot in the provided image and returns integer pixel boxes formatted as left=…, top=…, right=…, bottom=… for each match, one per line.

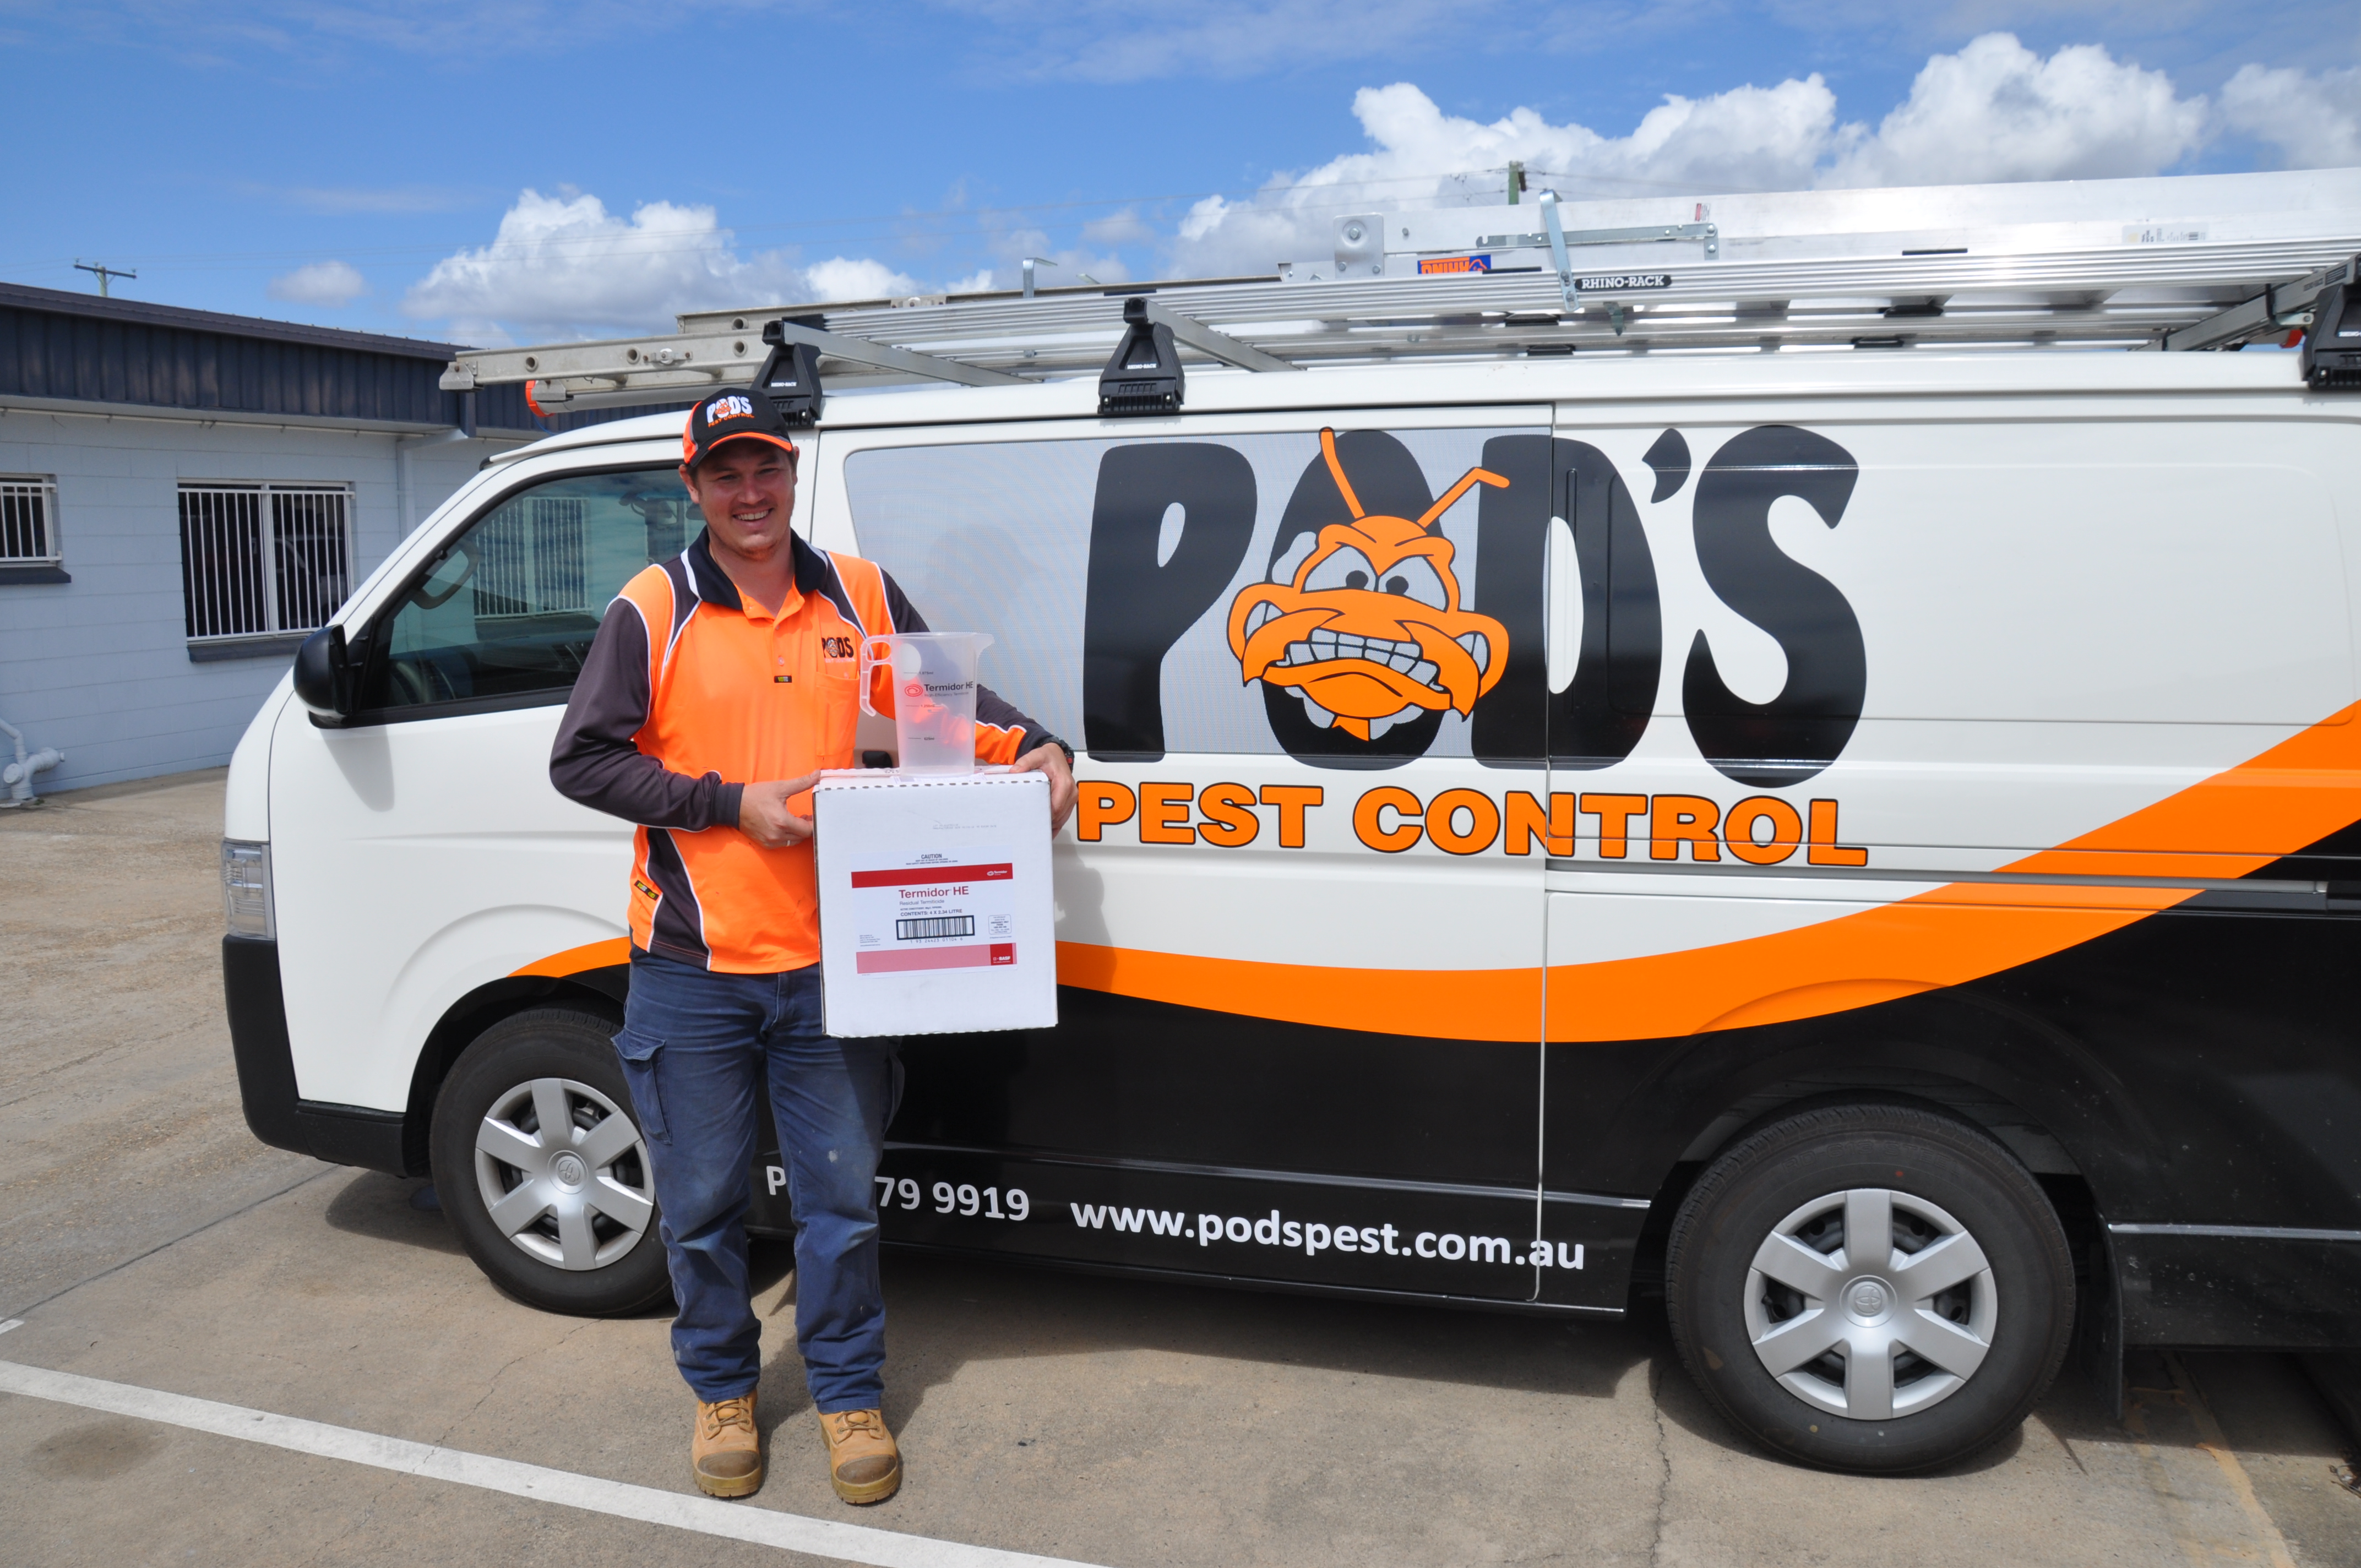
left=691, top=1392, right=763, bottom=1498
left=818, top=1407, right=901, bottom=1504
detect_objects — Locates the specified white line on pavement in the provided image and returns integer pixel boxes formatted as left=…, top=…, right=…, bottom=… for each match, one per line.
left=0, top=1357, right=1105, bottom=1568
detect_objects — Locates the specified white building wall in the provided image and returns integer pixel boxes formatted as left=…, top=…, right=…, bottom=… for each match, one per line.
left=0, top=405, right=522, bottom=791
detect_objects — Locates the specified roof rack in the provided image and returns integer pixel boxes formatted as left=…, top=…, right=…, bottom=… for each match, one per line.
left=439, top=168, right=2361, bottom=413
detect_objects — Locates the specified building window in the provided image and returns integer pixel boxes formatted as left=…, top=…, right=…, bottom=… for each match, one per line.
left=178, top=483, right=353, bottom=643
left=471, top=494, right=588, bottom=620
left=1, top=477, right=64, bottom=579
left=360, top=466, right=690, bottom=712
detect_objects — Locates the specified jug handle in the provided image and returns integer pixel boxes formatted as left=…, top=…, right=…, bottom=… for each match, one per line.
left=856, top=635, right=896, bottom=717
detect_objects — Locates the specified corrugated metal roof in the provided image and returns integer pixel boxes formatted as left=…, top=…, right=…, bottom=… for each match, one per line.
left=0, top=282, right=471, bottom=358
left=0, top=281, right=670, bottom=435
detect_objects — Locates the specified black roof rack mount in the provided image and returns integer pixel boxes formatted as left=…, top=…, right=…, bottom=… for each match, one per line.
left=1098, top=297, right=1183, bottom=417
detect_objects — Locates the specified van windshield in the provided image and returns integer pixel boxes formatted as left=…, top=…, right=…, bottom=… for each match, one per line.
left=360, top=466, right=694, bottom=711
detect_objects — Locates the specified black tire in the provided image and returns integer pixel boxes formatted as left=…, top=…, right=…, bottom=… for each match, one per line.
left=429, top=1007, right=673, bottom=1315
left=1665, top=1101, right=2072, bottom=1473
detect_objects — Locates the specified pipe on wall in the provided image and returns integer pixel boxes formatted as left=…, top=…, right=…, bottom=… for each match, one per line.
left=0, top=717, right=62, bottom=807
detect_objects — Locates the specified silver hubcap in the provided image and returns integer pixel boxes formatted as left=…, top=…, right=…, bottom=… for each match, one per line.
left=1743, top=1188, right=1998, bottom=1420
left=473, top=1076, right=654, bottom=1271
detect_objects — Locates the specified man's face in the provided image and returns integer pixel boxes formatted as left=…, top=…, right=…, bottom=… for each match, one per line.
left=683, top=440, right=797, bottom=560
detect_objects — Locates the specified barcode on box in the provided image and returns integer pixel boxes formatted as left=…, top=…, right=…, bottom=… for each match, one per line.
left=897, top=914, right=977, bottom=941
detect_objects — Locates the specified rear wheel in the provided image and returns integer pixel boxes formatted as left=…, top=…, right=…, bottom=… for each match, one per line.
left=429, top=1007, right=672, bottom=1315
left=1665, top=1101, right=2072, bottom=1473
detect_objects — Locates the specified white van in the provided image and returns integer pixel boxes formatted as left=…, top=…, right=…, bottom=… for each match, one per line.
left=222, top=328, right=2361, bottom=1474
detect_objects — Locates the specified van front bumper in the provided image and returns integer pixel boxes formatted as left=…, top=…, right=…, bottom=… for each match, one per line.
left=224, top=935, right=410, bottom=1175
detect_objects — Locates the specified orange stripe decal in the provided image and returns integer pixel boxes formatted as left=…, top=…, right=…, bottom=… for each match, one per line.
left=1059, top=699, right=2361, bottom=1044
left=1546, top=891, right=2175, bottom=1042
left=1553, top=698, right=2361, bottom=1039
left=511, top=938, right=632, bottom=979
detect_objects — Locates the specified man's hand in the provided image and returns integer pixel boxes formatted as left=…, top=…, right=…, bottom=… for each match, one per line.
left=1011, top=744, right=1078, bottom=832
left=739, top=771, right=822, bottom=847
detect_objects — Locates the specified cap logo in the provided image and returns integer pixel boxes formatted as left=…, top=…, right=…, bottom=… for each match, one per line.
left=704, top=394, right=755, bottom=424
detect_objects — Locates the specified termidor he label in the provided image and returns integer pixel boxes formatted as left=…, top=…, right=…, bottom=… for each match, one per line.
left=812, top=770, right=1057, bottom=1037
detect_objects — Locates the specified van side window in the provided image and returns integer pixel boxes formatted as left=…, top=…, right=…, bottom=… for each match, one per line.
left=842, top=424, right=1545, bottom=763
left=360, top=467, right=694, bottom=712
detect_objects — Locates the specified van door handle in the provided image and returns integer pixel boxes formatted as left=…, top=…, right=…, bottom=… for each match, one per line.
left=1545, top=512, right=1580, bottom=695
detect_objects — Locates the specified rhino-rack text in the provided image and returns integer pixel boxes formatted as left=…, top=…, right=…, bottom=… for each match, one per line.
left=1071, top=1203, right=1584, bottom=1269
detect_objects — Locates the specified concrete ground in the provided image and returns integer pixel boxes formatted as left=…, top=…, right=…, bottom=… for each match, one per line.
left=3, top=770, right=2357, bottom=1567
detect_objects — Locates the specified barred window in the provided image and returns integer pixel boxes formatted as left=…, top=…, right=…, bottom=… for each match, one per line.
left=2, top=477, right=59, bottom=564
left=471, top=495, right=589, bottom=619
left=178, top=483, right=353, bottom=641
left=361, top=466, right=691, bottom=711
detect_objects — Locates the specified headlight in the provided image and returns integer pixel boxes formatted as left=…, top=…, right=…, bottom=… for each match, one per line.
left=222, top=840, right=274, bottom=939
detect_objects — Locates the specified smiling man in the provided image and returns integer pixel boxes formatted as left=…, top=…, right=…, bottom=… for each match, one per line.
left=550, top=388, right=1076, bottom=1504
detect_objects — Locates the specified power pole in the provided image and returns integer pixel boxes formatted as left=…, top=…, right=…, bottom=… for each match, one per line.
left=73, top=260, right=137, bottom=298
left=1507, top=161, right=1525, bottom=205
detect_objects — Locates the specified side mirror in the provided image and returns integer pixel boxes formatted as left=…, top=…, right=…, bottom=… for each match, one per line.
left=292, top=625, right=355, bottom=716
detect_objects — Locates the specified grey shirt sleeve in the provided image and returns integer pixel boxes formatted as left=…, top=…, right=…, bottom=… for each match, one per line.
left=549, top=597, right=746, bottom=831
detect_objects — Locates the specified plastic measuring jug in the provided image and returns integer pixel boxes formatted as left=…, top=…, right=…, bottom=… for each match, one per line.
left=858, top=632, right=995, bottom=773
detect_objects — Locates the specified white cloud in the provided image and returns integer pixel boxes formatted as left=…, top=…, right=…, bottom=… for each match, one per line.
left=945, top=269, right=997, bottom=293
left=267, top=259, right=368, bottom=308
left=2220, top=63, right=2361, bottom=169
left=1169, top=74, right=1842, bottom=276
left=1169, top=35, right=2238, bottom=276
left=1824, top=34, right=2208, bottom=186
left=804, top=256, right=924, bottom=302
left=401, top=188, right=918, bottom=342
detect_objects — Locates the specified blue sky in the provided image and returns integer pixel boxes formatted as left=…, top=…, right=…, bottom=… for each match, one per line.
left=3, top=1, right=2355, bottom=345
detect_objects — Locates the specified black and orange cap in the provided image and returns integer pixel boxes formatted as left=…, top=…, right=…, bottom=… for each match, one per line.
left=681, top=387, right=799, bottom=472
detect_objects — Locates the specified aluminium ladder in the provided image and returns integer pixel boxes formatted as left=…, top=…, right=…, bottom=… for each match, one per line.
left=439, top=167, right=2361, bottom=413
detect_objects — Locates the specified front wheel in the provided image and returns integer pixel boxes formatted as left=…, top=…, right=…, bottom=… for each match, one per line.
left=430, top=1007, right=673, bottom=1315
left=1665, top=1101, right=2072, bottom=1473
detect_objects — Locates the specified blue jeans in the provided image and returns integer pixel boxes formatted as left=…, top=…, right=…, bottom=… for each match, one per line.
left=613, top=950, right=899, bottom=1410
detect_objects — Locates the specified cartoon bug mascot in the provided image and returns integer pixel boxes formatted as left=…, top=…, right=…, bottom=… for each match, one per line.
left=1228, top=429, right=1514, bottom=742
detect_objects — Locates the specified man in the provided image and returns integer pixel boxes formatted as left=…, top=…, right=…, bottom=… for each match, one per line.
left=550, top=388, right=1076, bottom=1504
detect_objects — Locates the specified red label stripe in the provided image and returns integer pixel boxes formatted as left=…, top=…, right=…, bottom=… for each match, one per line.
left=850, top=863, right=1013, bottom=888
left=856, top=942, right=1016, bottom=973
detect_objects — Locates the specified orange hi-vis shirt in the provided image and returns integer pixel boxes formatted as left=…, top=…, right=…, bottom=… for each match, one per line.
left=550, top=530, right=1055, bottom=973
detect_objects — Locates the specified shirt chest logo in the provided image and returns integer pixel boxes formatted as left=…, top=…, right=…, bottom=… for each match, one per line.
left=819, top=634, right=857, bottom=661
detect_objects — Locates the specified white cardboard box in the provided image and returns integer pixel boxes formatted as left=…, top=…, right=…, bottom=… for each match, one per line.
left=812, top=770, right=1058, bottom=1037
